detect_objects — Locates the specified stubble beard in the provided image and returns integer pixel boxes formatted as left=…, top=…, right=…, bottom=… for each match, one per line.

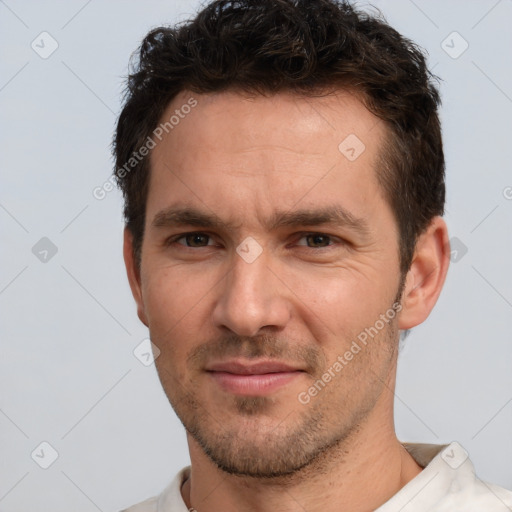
left=156, top=313, right=400, bottom=481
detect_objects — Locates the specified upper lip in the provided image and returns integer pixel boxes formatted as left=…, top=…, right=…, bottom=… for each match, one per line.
left=206, top=360, right=303, bottom=375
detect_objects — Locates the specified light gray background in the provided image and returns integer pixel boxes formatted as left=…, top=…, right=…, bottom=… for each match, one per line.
left=1, top=0, right=511, bottom=510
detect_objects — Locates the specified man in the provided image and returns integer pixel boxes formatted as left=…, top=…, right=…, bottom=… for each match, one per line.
left=114, top=0, right=512, bottom=510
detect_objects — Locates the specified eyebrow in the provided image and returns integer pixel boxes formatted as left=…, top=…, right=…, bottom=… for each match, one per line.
left=152, top=205, right=370, bottom=237
left=268, top=207, right=369, bottom=235
left=152, top=207, right=233, bottom=230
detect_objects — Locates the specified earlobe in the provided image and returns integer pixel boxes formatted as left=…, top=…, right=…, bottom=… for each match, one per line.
left=398, top=217, right=450, bottom=331
left=123, top=228, right=149, bottom=327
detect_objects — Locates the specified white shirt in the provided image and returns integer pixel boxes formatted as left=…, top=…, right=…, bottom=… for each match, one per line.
left=120, top=441, right=512, bottom=511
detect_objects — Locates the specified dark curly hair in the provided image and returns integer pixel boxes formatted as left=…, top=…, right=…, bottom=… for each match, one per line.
left=114, top=0, right=445, bottom=275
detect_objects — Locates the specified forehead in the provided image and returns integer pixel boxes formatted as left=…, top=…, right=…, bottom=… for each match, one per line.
left=154, top=88, right=382, bottom=156
left=147, top=89, right=389, bottom=227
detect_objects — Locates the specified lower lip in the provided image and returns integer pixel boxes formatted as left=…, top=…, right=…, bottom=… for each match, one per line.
left=208, top=371, right=302, bottom=395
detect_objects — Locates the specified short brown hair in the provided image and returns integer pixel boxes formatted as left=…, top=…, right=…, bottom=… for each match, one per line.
left=114, top=0, right=445, bottom=274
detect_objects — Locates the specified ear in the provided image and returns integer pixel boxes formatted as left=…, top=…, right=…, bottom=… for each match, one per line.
left=398, top=216, right=450, bottom=330
left=123, top=228, right=149, bottom=327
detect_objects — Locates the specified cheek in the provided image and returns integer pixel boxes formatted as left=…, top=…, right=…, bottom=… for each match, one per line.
left=141, top=268, right=208, bottom=381
left=279, top=263, right=392, bottom=339
left=141, top=265, right=212, bottom=335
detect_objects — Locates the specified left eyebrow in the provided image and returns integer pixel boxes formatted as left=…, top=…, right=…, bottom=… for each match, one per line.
left=267, top=206, right=371, bottom=237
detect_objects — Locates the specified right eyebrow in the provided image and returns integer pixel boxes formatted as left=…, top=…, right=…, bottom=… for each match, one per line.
left=152, top=207, right=235, bottom=231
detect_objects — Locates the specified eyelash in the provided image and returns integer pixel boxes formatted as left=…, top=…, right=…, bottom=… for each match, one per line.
left=165, top=232, right=344, bottom=249
left=166, top=232, right=217, bottom=248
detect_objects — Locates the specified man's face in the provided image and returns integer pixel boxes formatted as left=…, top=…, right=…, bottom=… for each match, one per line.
left=131, top=90, right=405, bottom=477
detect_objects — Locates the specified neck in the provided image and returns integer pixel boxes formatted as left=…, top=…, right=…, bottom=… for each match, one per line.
left=181, top=400, right=423, bottom=512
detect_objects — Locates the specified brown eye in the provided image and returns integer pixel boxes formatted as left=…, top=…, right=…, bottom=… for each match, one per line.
left=306, top=234, right=331, bottom=247
left=177, top=233, right=212, bottom=247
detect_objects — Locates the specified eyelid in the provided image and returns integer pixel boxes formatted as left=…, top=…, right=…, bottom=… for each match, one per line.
left=165, top=231, right=217, bottom=247
left=293, top=232, right=344, bottom=247
left=292, top=231, right=349, bottom=252
left=164, top=230, right=346, bottom=249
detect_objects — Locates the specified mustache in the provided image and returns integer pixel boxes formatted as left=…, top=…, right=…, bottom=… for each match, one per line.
left=187, top=332, right=324, bottom=374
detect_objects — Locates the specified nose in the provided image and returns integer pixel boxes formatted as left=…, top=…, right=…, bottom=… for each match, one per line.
left=212, top=248, right=291, bottom=337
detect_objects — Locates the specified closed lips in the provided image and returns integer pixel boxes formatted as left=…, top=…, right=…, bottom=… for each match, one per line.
left=206, top=361, right=304, bottom=375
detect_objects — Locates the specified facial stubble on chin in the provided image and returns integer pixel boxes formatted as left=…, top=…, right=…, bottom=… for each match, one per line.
left=154, top=305, right=401, bottom=481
